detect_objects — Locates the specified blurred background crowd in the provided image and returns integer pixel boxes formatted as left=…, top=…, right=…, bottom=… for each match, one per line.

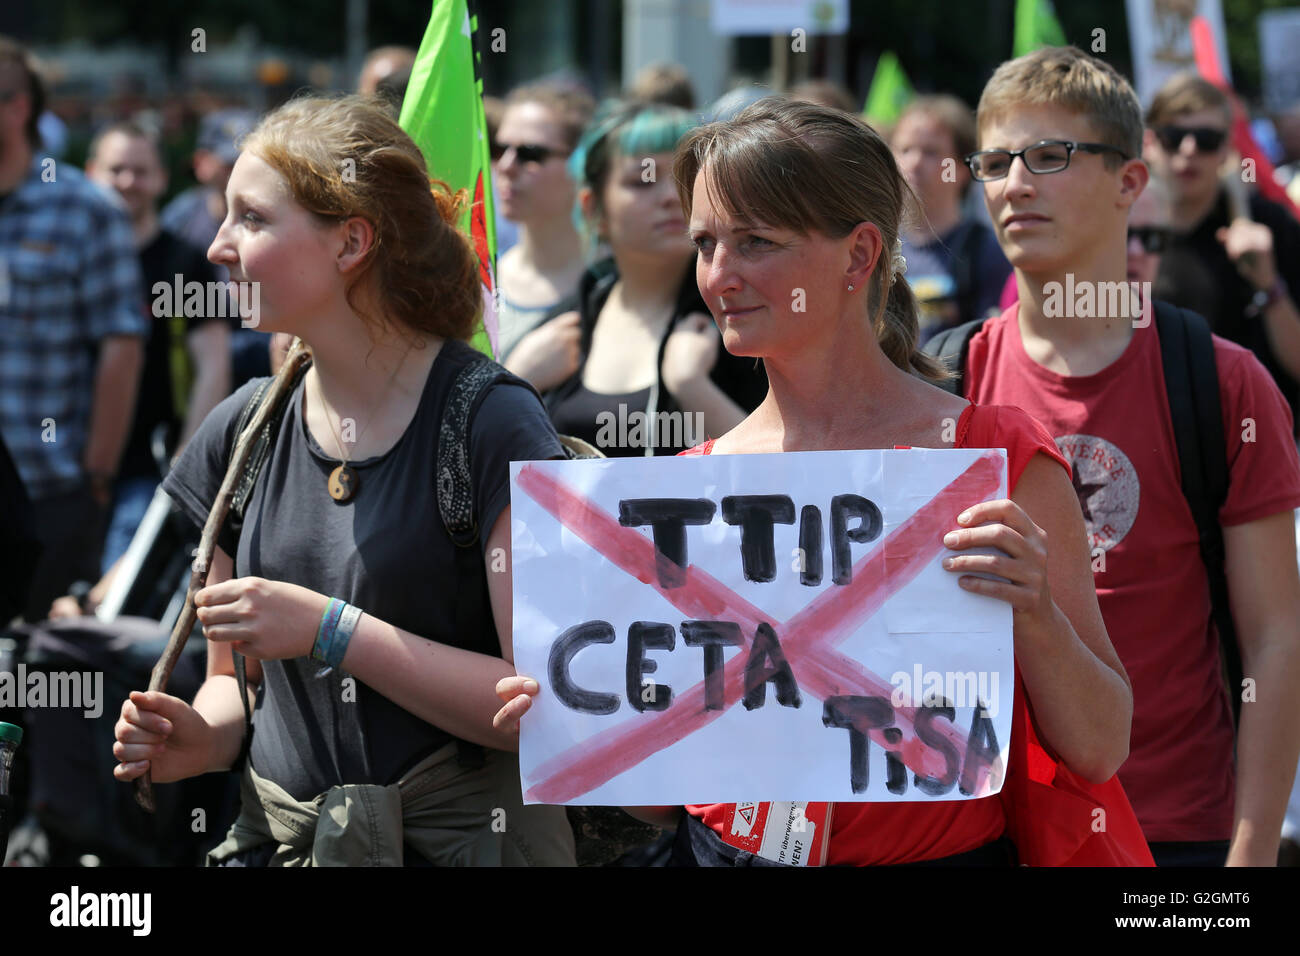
left=2, top=0, right=1300, bottom=866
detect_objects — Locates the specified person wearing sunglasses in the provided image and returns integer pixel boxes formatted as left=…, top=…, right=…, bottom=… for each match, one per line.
left=492, top=82, right=593, bottom=376
left=1125, top=175, right=1173, bottom=289
left=1144, top=72, right=1300, bottom=430
left=932, top=46, right=1300, bottom=868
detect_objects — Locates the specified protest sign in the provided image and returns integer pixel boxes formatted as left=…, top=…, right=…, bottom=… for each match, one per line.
left=510, top=448, right=1012, bottom=806
left=1260, top=8, right=1300, bottom=113
left=1124, top=0, right=1229, bottom=104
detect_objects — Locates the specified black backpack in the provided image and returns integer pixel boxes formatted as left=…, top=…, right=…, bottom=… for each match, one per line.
left=223, top=350, right=600, bottom=769
left=923, top=302, right=1243, bottom=726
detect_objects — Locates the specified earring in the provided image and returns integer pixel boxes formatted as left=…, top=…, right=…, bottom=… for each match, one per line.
left=847, top=283, right=855, bottom=291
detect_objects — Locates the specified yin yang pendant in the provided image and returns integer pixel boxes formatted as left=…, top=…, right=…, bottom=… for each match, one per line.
left=328, top=464, right=358, bottom=502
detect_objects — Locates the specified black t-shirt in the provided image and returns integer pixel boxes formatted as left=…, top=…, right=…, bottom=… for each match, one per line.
left=1155, top=191, right=1300, bottom=422
left=162, top=339, right=564, bottom=800
left=544, top=260, right=768, bottom=456
left=119, top=228, right=223, bottom=480
left=552, top=385, right=653, bottom=458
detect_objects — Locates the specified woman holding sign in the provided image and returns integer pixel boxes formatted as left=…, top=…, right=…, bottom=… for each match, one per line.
left=111, top=95, right=575, bottom=866
left=497, top=98, right=1149, bottom=866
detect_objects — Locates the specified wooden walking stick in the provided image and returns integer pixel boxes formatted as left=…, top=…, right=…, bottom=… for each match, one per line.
left=134, top=339, right=312, bottom=812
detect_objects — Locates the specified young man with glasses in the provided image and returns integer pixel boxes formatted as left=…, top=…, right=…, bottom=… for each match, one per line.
left=929, top=46, right=1300, bottom=867
left=1145, top=72, right=1300, bottom=428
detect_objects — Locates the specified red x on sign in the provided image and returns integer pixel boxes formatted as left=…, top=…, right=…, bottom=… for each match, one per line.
left=514, top=451, right=1006, bottom=804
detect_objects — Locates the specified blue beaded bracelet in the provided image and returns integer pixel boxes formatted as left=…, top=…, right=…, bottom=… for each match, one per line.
left=312, top=598, right=346, bottom=666
left=330, top=603, right=362, bottom=669
left=312, top=598, right=361, bottom=673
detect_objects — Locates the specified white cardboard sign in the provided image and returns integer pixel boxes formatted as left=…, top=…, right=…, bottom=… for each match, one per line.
left=510, top=448, right=1012, bottom=805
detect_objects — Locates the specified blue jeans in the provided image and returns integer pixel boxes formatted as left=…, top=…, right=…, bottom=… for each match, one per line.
left=101, top=476, right=160, bottom=576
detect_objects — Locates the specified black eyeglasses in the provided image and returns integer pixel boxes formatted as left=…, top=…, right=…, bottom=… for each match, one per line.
left=490, top=142, right=567, bottom=165
left=1127, top=225, right=1170, bottom=254
left=964, top=140, right=1130, bottom=181
left=1154, top=125, right=1227, bottom=154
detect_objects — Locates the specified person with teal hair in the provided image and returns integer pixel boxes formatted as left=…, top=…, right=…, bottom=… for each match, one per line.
left=517, top=101, right=766, bottom=458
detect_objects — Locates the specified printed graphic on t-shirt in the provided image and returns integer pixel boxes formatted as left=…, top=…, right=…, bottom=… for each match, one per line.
left=910, top=272, right=959, bottom=330
left=1053, top=434, right=1140, bottom=552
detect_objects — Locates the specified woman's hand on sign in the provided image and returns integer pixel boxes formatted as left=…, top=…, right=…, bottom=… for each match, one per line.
left=112, top=690, right=216, bottom=784
left=493, top=675, right=540, bottom=733
left=941, top=498, right=1053, bottom=627
left=195, top=577, right=328, bottom=661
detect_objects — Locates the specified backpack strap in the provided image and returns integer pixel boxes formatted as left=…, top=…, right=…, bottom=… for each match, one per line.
left=225, top=361, right=313, bottom=771
left=437, top=354, right=602, bottom=767
left=228, top=367, right=312, bottom=533
left=438, top=356, right=538, bottom=767
left=1153, top=300, right=1240, bottom=726
left=438, top=358, right=523, bottom=547
left=438, top=357, right=600, bottom=543
left=922, top=316, right=989, bottom=397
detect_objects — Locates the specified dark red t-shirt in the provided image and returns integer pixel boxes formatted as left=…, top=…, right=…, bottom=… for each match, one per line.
left=966, top=304, right=1300, bottom=842
left=680, top=402, right=1075, bottom=864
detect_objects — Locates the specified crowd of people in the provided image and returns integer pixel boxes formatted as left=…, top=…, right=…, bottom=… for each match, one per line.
left=1, top=31, right=1298, bottom=867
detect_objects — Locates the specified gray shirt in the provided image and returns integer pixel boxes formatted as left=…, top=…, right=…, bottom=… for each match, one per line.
left=163, top=339, right=563, bottom=800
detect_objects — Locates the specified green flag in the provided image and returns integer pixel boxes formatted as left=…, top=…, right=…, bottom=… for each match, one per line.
left=400, top=0, right=497, bottom=357
left=862, top=51, right=914, bottom=129
left=1013, top=0, right=1067, bottom=57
